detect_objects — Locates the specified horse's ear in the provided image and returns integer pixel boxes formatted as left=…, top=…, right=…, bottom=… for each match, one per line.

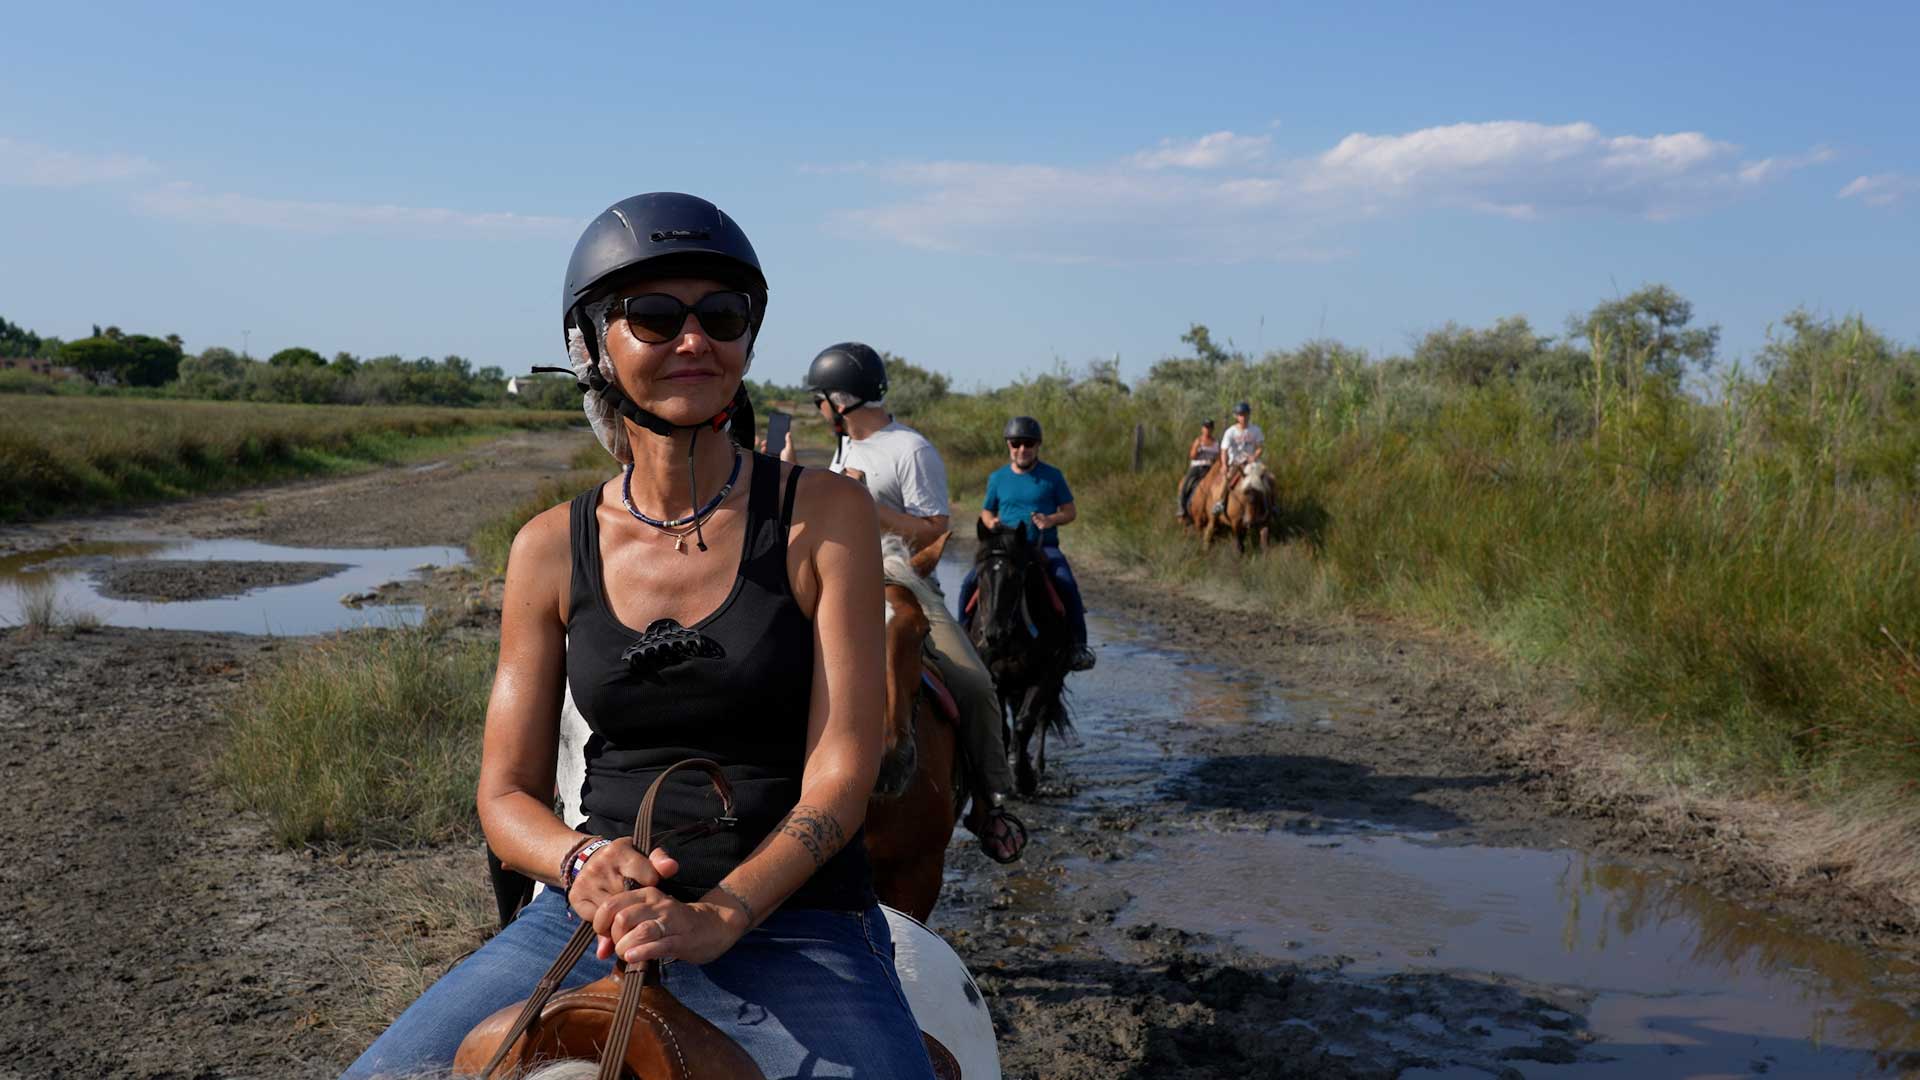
left=976, top=518, right=993, bottom=541
left=911, top=531, right=949, bottom=577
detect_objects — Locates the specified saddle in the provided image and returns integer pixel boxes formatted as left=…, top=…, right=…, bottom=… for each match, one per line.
left=454, top=759, right=766, bottom=1080
left=919, top=666, right=960, bottom=723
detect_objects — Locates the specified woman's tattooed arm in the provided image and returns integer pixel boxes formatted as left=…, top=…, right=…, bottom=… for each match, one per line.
left=715, top=880, right=759, bottom=927
left=775, top=803, right=848, bottom=867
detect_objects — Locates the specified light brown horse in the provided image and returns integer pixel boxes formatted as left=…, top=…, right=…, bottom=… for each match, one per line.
left=1187, top=456, right=1272, bottom=553
left=864, top=533, right=964, bottom=921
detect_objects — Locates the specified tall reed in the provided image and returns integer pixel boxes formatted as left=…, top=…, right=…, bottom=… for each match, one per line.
left=914, top=312, right=1920, bottom=797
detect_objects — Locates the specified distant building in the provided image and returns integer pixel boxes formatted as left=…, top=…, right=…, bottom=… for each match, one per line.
left=0, top=357, right=78, bottom=380
left=506, top=376, right=521, bottom=396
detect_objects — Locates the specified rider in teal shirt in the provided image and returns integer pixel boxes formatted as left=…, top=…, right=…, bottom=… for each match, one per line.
left=984, top=460, right=1073, bottom=547
left=959, top=416, right=1095, bottom=671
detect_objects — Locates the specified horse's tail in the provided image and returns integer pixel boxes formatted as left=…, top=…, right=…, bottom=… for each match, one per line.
left=1043, top=682, right=1074, bottom=737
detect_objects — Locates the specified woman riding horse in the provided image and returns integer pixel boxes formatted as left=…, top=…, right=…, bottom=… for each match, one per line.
left=342, top=193, right=934, bottom=1078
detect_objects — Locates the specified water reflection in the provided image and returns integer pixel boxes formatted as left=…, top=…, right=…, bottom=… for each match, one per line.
left=1116, top=826, right=1920, bottom=1073
left=0, top=538, right=466, bottom=635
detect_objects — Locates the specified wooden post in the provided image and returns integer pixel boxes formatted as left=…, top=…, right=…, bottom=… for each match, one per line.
left=1131, top=423, right=1145, bottom=472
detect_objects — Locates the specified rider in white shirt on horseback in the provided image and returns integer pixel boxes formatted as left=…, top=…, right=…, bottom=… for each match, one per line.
left=1213, top=400, right=1266, bottom=514
left=802, top=343, right=1027, bottom=864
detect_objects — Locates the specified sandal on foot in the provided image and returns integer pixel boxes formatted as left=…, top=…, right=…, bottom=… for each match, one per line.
left=978, top=807, right=1028, bottom=864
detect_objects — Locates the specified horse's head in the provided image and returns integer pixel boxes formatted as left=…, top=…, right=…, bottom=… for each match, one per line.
left=971, top=522, right=1036, bottom=656
left=1233, top=461, right=1273, bottom=522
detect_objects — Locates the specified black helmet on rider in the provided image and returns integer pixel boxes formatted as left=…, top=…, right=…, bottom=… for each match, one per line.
left=804, top=342, right=889, bottom=405
left=1233, top=401, right=1251, bottom=416
left=1003, top=416, right=1043, bottom=443
left=559, top=192, right=767, bottom=438
left=805, top=342, right=888, bottom=434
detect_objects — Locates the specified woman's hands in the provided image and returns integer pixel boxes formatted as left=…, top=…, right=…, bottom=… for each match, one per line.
left=593, top=886, right=749, bottom=967
left=566, top=839, right=748, bottom=966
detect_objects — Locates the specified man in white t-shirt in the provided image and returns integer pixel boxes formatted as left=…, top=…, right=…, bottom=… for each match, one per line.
left=1220, top=400, right=1265, bottom=466
left=1213, top=400, right=1267, bottom=516
left=802, top=343, right=1026, bottom=862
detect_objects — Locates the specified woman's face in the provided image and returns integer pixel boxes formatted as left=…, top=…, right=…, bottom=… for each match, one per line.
left=599, top=276, right=750, bottom=425
left=1201, top=423, right=1214, bottom=439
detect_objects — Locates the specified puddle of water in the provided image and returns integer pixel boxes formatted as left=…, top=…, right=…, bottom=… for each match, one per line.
left=1112, top=804, right=1920, bottom=1074
left=928, top=550, right=1920, bottom=1075
left=0, top=538, right=466, bottom=634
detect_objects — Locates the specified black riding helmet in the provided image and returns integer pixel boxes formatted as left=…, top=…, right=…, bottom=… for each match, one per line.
left=1004, top=416, right=1043, bottom=442
left=805, top=342, right=889, bottom=436
left=554, top=192, right=767, bottom=440
left=804, top=342, right=888, bottom=403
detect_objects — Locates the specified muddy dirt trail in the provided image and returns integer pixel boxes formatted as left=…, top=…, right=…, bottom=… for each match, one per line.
left=1, top=430, right=1915, bottom=1078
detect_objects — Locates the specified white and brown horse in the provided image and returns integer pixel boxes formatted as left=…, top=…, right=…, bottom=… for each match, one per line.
left=1187, top=455, right=1273, bottom=553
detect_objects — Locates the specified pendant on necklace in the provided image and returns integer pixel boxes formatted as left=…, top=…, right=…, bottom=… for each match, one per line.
left=674, top=535, right=687, bottom=553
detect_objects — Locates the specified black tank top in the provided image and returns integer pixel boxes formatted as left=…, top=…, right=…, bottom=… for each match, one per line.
left=565, top=453, right=873, bottom=911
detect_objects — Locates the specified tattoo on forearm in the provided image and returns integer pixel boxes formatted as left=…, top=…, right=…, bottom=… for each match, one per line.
left=775, top=804, right=847, bottom=868
left=717, top=881, right=758, bottom=926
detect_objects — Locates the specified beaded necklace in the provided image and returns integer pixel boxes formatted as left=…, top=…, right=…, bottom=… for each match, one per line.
left=620, top=448, right=743, bottom=552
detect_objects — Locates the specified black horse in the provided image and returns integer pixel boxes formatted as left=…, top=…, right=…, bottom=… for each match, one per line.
left=966, top=520, right=1073, bottom=796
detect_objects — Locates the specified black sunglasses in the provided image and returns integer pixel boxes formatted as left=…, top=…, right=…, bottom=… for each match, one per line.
left=1007, top=438, right=1038, bottom=449
left=618, top=291, right=753, bottom=344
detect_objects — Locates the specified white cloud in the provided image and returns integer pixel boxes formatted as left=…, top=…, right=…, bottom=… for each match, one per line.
left=1133, top=131, right=1272, bottom=170
left=1838, top=173, right=1919, bottom=207
left=131, top=183, right=573, bottom=234
left=3, top=134, right=567, bottom=235
left=1737, top=146, right=1834, bottom=184
left=832, top=121, right=1830, bottom=262
left=0, top=137, right=155, bottom=187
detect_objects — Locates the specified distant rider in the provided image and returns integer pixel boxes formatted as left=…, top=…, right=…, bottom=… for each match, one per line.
left=1214, top=400, right=1265, bottom=514
left=960, top=417, right=1096, bottom=672
left=803, top=342, right=1027, bottom=863
left=1177, top=418, right=1219, bottom=521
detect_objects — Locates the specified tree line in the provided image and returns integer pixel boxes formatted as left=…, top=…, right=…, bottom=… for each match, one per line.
left=0, top=318, right=579, bottom=409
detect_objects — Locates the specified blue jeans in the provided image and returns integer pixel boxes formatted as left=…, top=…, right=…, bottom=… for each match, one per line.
left=959, top=546, right=1087, bottom=647
left=342, top=889, right=934, bottom=1079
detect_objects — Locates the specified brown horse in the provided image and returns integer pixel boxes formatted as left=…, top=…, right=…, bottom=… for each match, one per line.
left=864, top=533, right=965, bottom=921
left=1187, top=456, right=1272, bottom=553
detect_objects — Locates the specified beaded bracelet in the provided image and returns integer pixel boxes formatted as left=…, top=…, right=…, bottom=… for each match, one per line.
left=564, top=838, right=615, bottom=891
left=558, top=835, right=598, bottom=884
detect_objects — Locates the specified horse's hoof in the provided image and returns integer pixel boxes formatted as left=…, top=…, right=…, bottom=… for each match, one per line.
left=1015, top=759, right=1039, bottom=797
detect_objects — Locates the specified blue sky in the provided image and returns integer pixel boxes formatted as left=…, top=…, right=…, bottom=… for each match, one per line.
left=2, top=1, right=1914, bottom=387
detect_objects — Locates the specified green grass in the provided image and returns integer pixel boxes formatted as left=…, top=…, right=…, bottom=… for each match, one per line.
left=0, top=394, right=577, bottom=521
left=468, top=442, right=609, bottom=573
left=221, top=442, right=610, bottom=848
left=216, top=622, right=497, bottom=846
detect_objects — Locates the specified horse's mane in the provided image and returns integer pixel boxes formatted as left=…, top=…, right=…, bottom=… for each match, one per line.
left=881, top=534, right=945, bottom=617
